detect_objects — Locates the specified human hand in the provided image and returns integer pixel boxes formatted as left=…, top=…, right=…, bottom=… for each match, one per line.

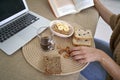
left=70, top=46, right=105, bottom=63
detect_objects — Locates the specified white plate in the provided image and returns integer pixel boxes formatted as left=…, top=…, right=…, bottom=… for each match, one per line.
left=49, top=20, right=74, bottom=38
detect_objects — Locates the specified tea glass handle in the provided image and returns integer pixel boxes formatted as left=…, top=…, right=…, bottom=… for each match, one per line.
left=48, top=33, right=55, bottom=50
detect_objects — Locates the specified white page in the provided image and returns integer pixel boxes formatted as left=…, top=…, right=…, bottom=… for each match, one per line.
left=54, top=0, right=76, bottom=17
left=57, top=5, right=76, bottom=17
left=73, top=0, right=94, bottom=12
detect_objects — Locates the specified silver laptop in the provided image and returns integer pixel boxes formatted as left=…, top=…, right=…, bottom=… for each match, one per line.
left=0, top=0, right=50, bottom=55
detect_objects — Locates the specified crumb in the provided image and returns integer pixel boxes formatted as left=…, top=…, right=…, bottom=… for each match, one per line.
left=63, top=53, right=70, bottom=58
left=58, top=46, right=71, bottom=58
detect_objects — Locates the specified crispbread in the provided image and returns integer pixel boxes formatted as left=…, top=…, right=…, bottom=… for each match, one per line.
left=44, top=56, right=62, bottom=74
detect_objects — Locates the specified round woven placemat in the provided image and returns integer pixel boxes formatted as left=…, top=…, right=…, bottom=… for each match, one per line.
left=22, top=27, right=92, bottom=75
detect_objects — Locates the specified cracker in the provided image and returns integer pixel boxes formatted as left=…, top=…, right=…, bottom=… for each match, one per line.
left=43, top=56, right=62, bottom=74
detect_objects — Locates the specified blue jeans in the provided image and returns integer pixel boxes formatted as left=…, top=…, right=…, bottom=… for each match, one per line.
left=80, top=38, right=113, bottom=80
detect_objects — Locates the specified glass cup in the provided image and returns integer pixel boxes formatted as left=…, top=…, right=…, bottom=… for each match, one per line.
left=37, top=27, right=55, bottom=51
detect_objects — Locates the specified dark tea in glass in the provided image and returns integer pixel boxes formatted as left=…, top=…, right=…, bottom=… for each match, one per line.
left=40, top=36, right=53, bottom=50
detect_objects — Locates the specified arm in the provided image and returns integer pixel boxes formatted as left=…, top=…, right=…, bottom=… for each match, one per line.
left=70, top=46, right=120, bottom=80
left=100, top=51, right=120, bottom=80
left=93, top=0, right=113, bottom=25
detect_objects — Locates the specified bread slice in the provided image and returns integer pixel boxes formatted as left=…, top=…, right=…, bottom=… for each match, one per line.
left=43, top=56, right=62, bottom=74
left=74, top=29, right=92, bottom=39
left=72, top=29, right=92, bottom=46
left=72, top=37, right=92, bottom=46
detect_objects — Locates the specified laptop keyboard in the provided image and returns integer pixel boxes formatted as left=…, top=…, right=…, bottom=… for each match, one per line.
left=0, top=13, right=39, bottom=42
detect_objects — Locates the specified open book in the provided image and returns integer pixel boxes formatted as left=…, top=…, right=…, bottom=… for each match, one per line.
left=48, top=0, right=94, bottom=18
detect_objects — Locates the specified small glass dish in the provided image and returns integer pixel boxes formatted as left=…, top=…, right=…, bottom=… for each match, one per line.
left=49, top=20, right=74, bottom=38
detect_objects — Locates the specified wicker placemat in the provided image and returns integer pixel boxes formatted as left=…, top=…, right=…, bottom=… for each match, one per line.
left=22, top=27, right=93, bottom=75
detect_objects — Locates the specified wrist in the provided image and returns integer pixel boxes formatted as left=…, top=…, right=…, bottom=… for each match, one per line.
left=97, top=50, right=109, bottom=64
left=97, top=49, right=108, bottom=62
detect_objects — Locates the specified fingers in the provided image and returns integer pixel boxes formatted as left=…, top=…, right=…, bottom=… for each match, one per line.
left=70, top=46, right=82, bottom=51
left=72, top=54, right=85, bottom=60
left=70, top=46, right=88, bottom=63
left=70, top=47, right=85, bottom=57
left=70, top=50, right=82, bottom=57
left=77, top=59, right=87, bottom=63
left=70, top=50, right=87, bottom=63
left=73, top=54, right=87, bottom=64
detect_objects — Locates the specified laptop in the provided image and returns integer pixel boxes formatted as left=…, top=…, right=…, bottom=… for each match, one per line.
left=0, top=0, right=50, bottom=55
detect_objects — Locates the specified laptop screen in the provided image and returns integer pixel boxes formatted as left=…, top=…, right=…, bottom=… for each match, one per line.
left=0, top=0, right=28, bottom=26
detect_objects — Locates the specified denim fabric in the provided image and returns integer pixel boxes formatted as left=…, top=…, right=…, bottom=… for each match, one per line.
left=80, top=38, right=113, bottom=80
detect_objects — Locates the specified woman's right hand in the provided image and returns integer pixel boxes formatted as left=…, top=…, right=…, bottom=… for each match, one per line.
left=70, top=46, right=107, bottom=64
